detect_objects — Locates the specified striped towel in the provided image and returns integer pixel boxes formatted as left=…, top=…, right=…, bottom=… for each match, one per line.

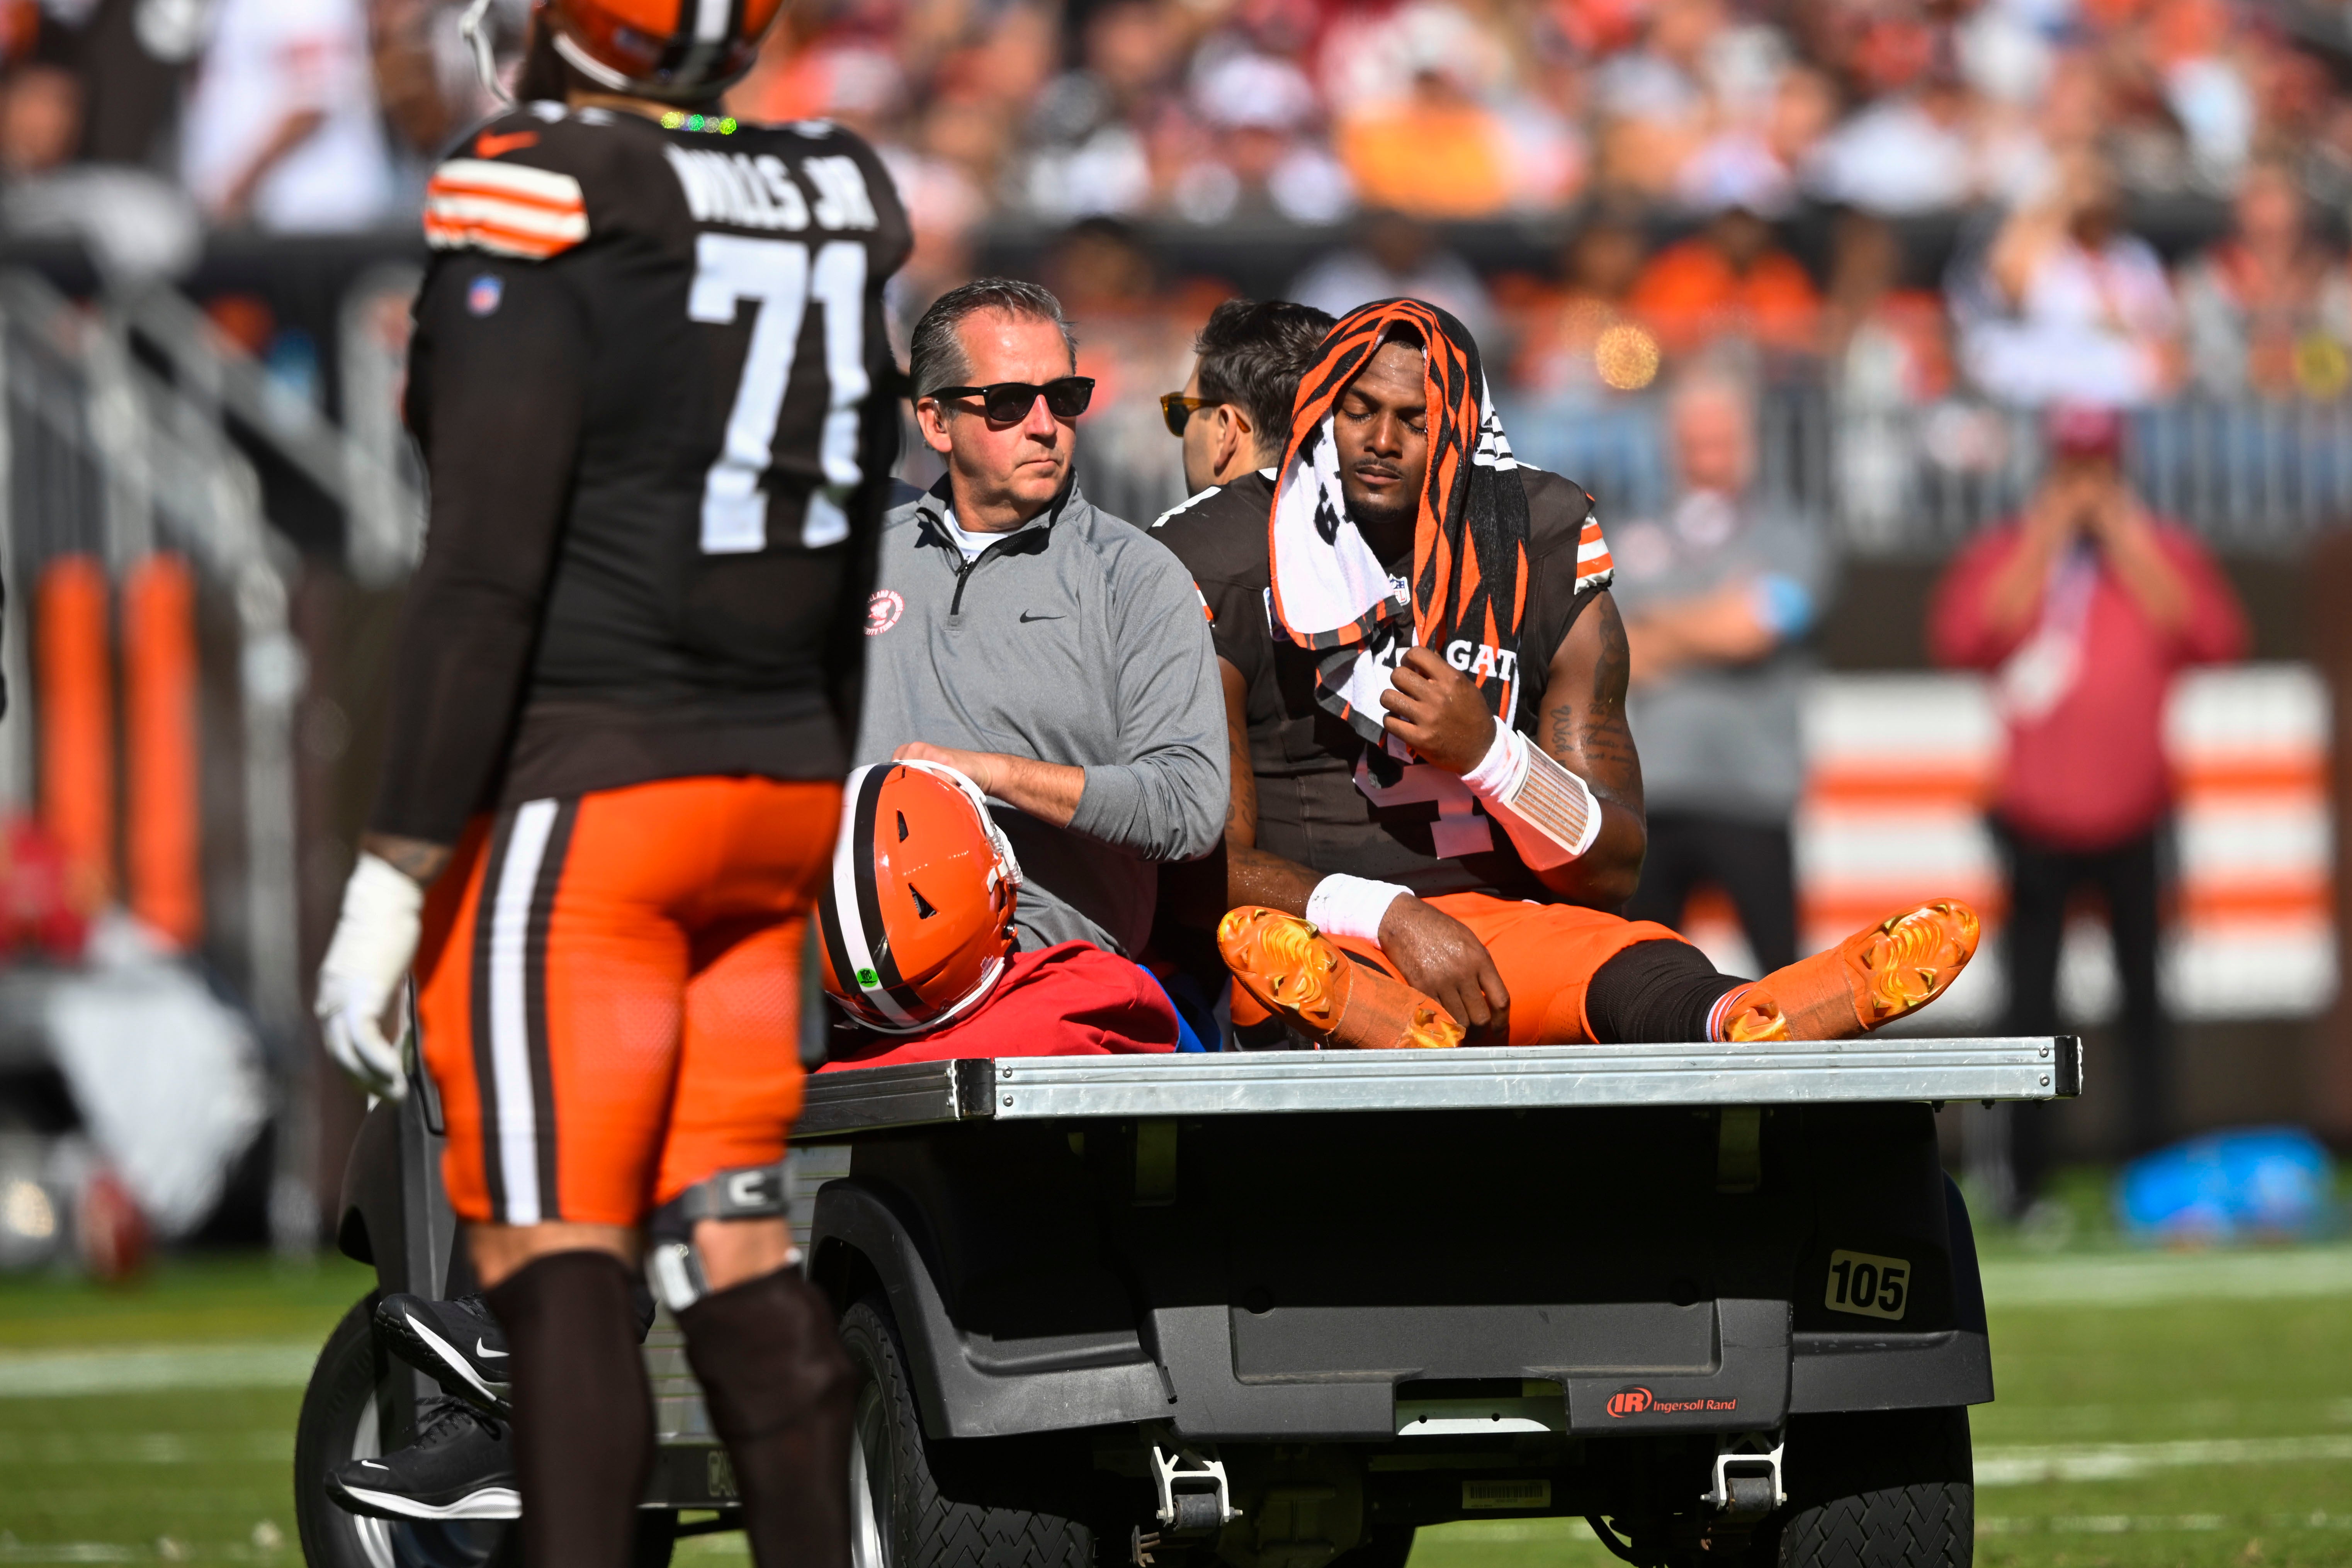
left=1266, top=297, right=1533, bottom=747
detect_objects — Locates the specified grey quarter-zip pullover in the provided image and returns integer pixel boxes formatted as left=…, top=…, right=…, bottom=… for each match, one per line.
left=852, top=478, right=1227, bottom=956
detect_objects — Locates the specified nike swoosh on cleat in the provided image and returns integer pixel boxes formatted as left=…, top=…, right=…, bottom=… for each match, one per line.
left=476, top=1340, right=507, bottom=1359
left=404, top=1314, right=501, bottom=1402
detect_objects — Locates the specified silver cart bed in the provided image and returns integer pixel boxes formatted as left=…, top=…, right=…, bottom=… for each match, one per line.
left=793, top=1036, right=2082, bottom=1138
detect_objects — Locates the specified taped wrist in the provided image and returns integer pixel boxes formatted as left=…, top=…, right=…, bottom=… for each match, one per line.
left=346, top=850, right=426, bottom=921
left=319, top=852, right=425, bottom=993
left=1459, top=721, right=1603, bottom=870
left=1304, top=874, right=1411, bottom=942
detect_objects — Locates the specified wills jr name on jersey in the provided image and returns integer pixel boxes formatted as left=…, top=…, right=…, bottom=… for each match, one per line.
left=665, top=148, right=880, bottom=233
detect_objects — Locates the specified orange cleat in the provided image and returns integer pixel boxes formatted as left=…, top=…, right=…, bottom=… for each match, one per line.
left=1217, top=906, right=1464, bottom=1050
left=1716, top=991, right=1792, bottom=1042
left=1723, top=899, right=1980, bottom=1041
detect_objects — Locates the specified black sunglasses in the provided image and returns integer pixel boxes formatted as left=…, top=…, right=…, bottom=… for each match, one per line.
left=929, top=377, right=1096, bottom=423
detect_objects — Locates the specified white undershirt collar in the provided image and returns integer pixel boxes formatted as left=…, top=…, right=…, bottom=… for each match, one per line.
left=939, top=504, right=1029, bottom=562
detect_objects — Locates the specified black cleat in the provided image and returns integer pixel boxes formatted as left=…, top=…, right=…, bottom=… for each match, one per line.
left=326, top=1397, right=520, bottom=1521
left=375, top=1293, right=512, bottom=1415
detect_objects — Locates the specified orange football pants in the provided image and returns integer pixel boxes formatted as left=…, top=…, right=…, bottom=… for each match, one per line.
left=416, top=775, right=841, bottom=1228
left=1229, top=891, right=1690, bottom=1044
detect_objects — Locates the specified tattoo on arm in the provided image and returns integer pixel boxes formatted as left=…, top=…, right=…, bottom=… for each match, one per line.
left=360, top=831, right=454, bottom=888
left=1546, top=707, right=1579, bottom=757
left=1219, top=658, right=1258, bottom=848
left=1540, top=592, right=1643, bottom=812
left=1587, top=595, right=1630, bottom=713
left=1225, top=716, right=1258, bottom=841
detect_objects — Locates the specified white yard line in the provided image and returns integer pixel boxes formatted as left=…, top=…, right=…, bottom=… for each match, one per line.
left=1980, top=1512, right=2352, bottom=1535
left=0, top=1432, right=289, bottom=1463
left=1980, top=1396, right=2352, bottom=1435
left=0, top=1344, right=315, bottom=1398
left=1980, top=1244, right=2352, bottom=1308
left=1976, top=1433, right=2352, bottom=1485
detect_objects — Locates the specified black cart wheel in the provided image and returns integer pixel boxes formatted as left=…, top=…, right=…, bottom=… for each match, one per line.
left=1329, top=1526, right=1416, bottom=1568
left=1770, top=1406, right=1973, bottom=1568
left=842, top=1298, right=1094, bottom=1568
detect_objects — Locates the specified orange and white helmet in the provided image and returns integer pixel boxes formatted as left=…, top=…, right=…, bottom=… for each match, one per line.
left=465, top=0, right=783, bottom=104
left=546, top=0, right=784, bottom=99
left=819, top=761, right=1022, bottom=1035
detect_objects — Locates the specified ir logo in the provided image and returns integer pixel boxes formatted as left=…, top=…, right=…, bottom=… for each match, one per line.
left=1606, top=1386, right=1655, bottom=1418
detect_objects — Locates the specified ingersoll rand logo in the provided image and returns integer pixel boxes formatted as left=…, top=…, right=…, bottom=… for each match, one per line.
left=1606, top=1386, right=1654, bottom=1418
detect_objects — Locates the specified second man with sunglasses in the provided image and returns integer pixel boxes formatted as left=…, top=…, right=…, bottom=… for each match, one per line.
left=854, top=277, right=1228, bottom=959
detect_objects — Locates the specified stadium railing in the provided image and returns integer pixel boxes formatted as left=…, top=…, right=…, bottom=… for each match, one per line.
left=0, top=265, right=424, bottom=1244
left=1505, top=386, right=2352, bottom=552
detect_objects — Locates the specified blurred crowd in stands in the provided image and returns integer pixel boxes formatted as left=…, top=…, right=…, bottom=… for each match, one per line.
left=5, top=0, right=2352, bottom=426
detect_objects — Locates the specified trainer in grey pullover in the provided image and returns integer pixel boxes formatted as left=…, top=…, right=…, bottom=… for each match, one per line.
left=854, top=477, right=1227, bottom=956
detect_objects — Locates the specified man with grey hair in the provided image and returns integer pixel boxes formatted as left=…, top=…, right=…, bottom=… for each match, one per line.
left=1611, top=371, right=1835, bottom=973
left=856, top=277, right=1227, bottom=962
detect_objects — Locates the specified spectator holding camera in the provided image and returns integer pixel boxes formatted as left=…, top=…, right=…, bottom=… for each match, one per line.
left=1929, top=406, right=2246, bottom=1203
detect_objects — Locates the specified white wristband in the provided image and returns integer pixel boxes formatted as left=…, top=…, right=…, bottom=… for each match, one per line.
left=1459, top=716, right=1518, bottom=797
left=1305, top=873, right=1411, bottom=943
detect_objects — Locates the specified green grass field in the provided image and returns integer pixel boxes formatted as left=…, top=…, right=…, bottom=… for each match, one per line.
left=3, top=1239, right=2349, bottom=1566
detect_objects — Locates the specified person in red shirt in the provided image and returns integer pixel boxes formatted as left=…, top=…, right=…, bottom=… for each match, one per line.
left=1929, top=404, right=2247, bottom=1206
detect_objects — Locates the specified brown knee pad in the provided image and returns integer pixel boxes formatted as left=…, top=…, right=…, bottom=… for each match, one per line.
left=678, top=1266, right=854, bottom=1568
left=484, top=1250, right=655, bottom=1568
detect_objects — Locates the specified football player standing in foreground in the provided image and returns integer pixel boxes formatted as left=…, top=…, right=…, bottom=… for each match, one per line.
left=311, top=0, right=910, bottom=1561
left=1157, top=297, right=1981, bottom=1047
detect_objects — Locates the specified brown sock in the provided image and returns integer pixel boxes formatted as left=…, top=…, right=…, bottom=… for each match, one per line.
left=1586, top=937, right=1753, bottom=1043
left=485, top=1250, right=654, bottom=1568
left=679, top=1266, right=853, bottom=1568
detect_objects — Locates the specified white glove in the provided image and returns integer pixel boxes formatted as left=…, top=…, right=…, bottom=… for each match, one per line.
left=315, top=852, right=426, bottom=1101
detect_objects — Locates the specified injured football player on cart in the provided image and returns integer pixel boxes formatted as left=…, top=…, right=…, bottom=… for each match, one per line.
left=1149, top=295, right=1981, bottom=1052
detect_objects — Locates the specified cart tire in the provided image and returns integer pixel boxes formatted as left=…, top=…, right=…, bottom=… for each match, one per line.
left=627, top=1511, right=679, bottom=1568
left=1329, top=1526, right=1416, bottom=1568
left=294, top=1291, right=523, bottom=1568
left=1770, top=1407, right=1973, bottom=1568
left=842, top=1298, right=1095, bottom=1568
